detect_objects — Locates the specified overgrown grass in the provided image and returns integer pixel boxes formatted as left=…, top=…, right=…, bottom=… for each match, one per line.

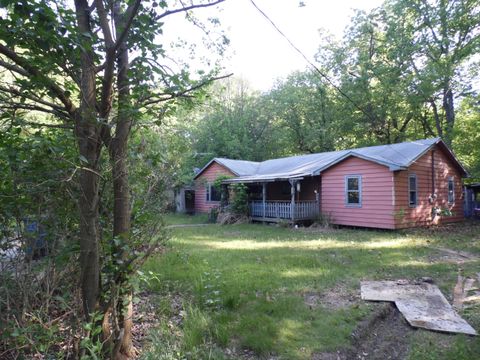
left=142, top=218, right=480, bottom=359
left=163, top=212, right=209, bottom=226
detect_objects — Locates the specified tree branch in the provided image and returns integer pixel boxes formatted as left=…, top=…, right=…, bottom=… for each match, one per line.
left=141, top=72, right=233, bottom=107
left=0, top=103, right=71, bottom=120
left=112, top=0, right=142, bottom=53
left=0, top=59, right=30, bottom=77
left=157, top=0, right=225, bottom=21
left=0, top=85, right=66, bottom=112
left=0, top=44, right=77, bottom=116
left=14, top=120, right=73, bottom=129
left=95, top=0, right=116, bottom=117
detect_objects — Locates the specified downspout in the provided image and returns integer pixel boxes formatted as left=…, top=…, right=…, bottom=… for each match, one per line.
left=262, top=183, right=266, bottom=220
left=431, top=150, right=435, bottom=196
left=289, top=179, right=296, bottom=223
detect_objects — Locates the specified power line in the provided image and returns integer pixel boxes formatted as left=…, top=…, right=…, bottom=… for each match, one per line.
left=249, top=0, right=377, bottom=123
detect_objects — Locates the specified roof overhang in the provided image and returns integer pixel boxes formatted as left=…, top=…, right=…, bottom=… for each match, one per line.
left=222, top=174, right=306, bottom=184
left=310, top=152, right=406, bottom=176
left=405, top=138, right=469, bottom=177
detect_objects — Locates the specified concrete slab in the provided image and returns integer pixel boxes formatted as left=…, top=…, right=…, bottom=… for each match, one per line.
left=361, top=280, right=477, bottom=336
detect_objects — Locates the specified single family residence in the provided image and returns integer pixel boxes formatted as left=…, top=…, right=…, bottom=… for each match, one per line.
left=193, top=138, right=468, bottom=229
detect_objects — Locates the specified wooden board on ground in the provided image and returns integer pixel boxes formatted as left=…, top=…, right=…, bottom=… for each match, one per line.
left=361, top=280, right=477, bottom=336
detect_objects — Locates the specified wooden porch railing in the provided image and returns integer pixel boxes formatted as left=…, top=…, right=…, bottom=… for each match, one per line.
left=249, top=200, right=319, bottom=220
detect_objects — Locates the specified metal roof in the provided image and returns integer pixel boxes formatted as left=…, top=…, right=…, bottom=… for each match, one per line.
left=195, top=138, right=468, bottom=183
left=193, top=157, right=260, bottom=179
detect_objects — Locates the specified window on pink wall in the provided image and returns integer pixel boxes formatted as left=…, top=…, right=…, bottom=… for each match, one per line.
left=408, top=174, right=417, bottom=207
left=448, top=177, right=455, bottom=204
left=206, top=183, right=221, bottom=202
left=345, top=175, right=362, bottom=207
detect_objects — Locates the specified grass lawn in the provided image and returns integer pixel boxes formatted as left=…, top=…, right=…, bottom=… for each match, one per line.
left=163, top=212, right=209, bottom=226
left=141, top=217, right=480, bottom=359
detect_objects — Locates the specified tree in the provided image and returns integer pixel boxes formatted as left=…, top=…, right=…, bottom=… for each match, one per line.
left=383, top=0, right=480, bottom=144
left=314, top=0, right=480, bottom=146
left=268, top=71, right=337, bottom=153
left=453, top=96, right=480, bottom=181
left=192, top=77, right=279, bottom=162
left=0, top=0, right=227, bottom=357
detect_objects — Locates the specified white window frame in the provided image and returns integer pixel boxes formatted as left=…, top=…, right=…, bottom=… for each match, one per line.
left=345, top=175, right=362, bottom=207
left=206, top=183, right=220, bottom=203
left=408, top=173, right=417, bottom=207
left=448, top=177, right=455, bottom=204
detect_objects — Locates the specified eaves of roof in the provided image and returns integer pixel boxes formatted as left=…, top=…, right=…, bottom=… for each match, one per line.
left=193, top=158, right=240, bottom=180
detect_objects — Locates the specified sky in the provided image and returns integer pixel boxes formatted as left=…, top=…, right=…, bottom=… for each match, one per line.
left=164, top=0, right=384, bottom=91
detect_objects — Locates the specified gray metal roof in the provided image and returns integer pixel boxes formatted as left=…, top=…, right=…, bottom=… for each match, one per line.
left=193, top=157, right=260, bottom=179
left=195, top=138, right=468, bottom=183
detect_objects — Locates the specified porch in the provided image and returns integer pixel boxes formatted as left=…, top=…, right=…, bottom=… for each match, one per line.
left=224, top=176, right=321, bottom=223
left=249, top=200, right=319, bottom=222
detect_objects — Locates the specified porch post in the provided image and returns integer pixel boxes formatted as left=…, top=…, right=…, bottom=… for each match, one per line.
left=289, top=179, right=296, bottom=222
left=262, top=183, right=266, bottom=219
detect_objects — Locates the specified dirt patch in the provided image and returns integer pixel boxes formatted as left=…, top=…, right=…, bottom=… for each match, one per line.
left=347, top=303, right=412, bottom=360
left=132, top=291, right=161, bottom=351
left=304, top=285, right=360, bottom=310
left=312, top=303, right=413, bottom=360
left=429, top=247, right=479, bottom=264
left=407, top=221, right=480, bottom=239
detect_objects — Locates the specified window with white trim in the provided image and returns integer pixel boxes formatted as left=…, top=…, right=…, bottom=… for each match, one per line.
left=345, top=175, right=361, bottom=206
left=408, top=174, right=417, bottom=207
left=206, top=183, right=221, bottom=202
left=448, top=177, right=455, bottom=204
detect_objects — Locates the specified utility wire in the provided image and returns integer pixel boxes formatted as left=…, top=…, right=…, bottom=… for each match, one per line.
left=249, top=0, right=377, bottom=123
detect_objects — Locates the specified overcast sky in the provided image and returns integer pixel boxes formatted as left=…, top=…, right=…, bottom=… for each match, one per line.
left=164, top=0, right=384, bottom=91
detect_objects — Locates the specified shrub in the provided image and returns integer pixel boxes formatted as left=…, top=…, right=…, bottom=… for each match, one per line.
left=230, top=183, right=249, bottom=216
left=313, top=212, right=333, bottom=228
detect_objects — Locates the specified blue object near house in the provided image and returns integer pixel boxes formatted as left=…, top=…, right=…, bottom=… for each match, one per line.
left=23, top=218, right=47, bottom=258
left=464, top=183, right=480, bottom=218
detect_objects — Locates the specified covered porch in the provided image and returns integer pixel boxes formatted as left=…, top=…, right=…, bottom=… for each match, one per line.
left=250, top=200, right=319, bottom=221
left=225, top=176, right=321, bottom=223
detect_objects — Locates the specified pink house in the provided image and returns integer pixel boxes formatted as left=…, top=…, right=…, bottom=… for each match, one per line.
left=193, top=138, right=467, bottom=229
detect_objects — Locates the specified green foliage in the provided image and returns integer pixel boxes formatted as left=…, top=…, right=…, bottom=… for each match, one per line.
left=141, top=308, right=227, bottom=360
left=453, top=96, right=480, bottom=181
left=229, top=183, right=249, bottom=216
left=214, top=175, right=232, bottom=207
left=0, top=123, right=78, bottom=239
left=208, top=207, right=219, bottom=223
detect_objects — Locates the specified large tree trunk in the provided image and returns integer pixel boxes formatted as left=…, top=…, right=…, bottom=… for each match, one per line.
left=74, top=0, right=101, bottom=320
left=111, top=1, right=134, bottom=357
left=442, top=87, right=455, bottom=145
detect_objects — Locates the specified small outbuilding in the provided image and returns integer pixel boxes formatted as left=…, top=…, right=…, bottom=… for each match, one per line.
left=193, top=138, right=468, bottom=229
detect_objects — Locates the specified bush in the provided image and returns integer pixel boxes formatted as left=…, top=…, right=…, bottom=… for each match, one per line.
left=312, top=212, right=333, bottom=228
left=208, top=207, right=219, bottom=223
left=230, top=183, right=249, bottom=216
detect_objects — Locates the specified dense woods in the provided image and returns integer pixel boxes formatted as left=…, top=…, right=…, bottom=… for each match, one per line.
left=0, top=0, right=479, bottom=358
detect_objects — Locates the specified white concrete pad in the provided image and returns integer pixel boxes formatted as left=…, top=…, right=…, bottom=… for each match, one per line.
left=361, top=280, right=477, bottom=336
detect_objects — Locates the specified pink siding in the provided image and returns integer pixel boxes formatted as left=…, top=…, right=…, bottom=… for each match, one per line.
left=194, top=162, right=235, bottom=213
left=321, top=157, right=395, bottom=229
left=394, top=146, right=464, bottom=229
